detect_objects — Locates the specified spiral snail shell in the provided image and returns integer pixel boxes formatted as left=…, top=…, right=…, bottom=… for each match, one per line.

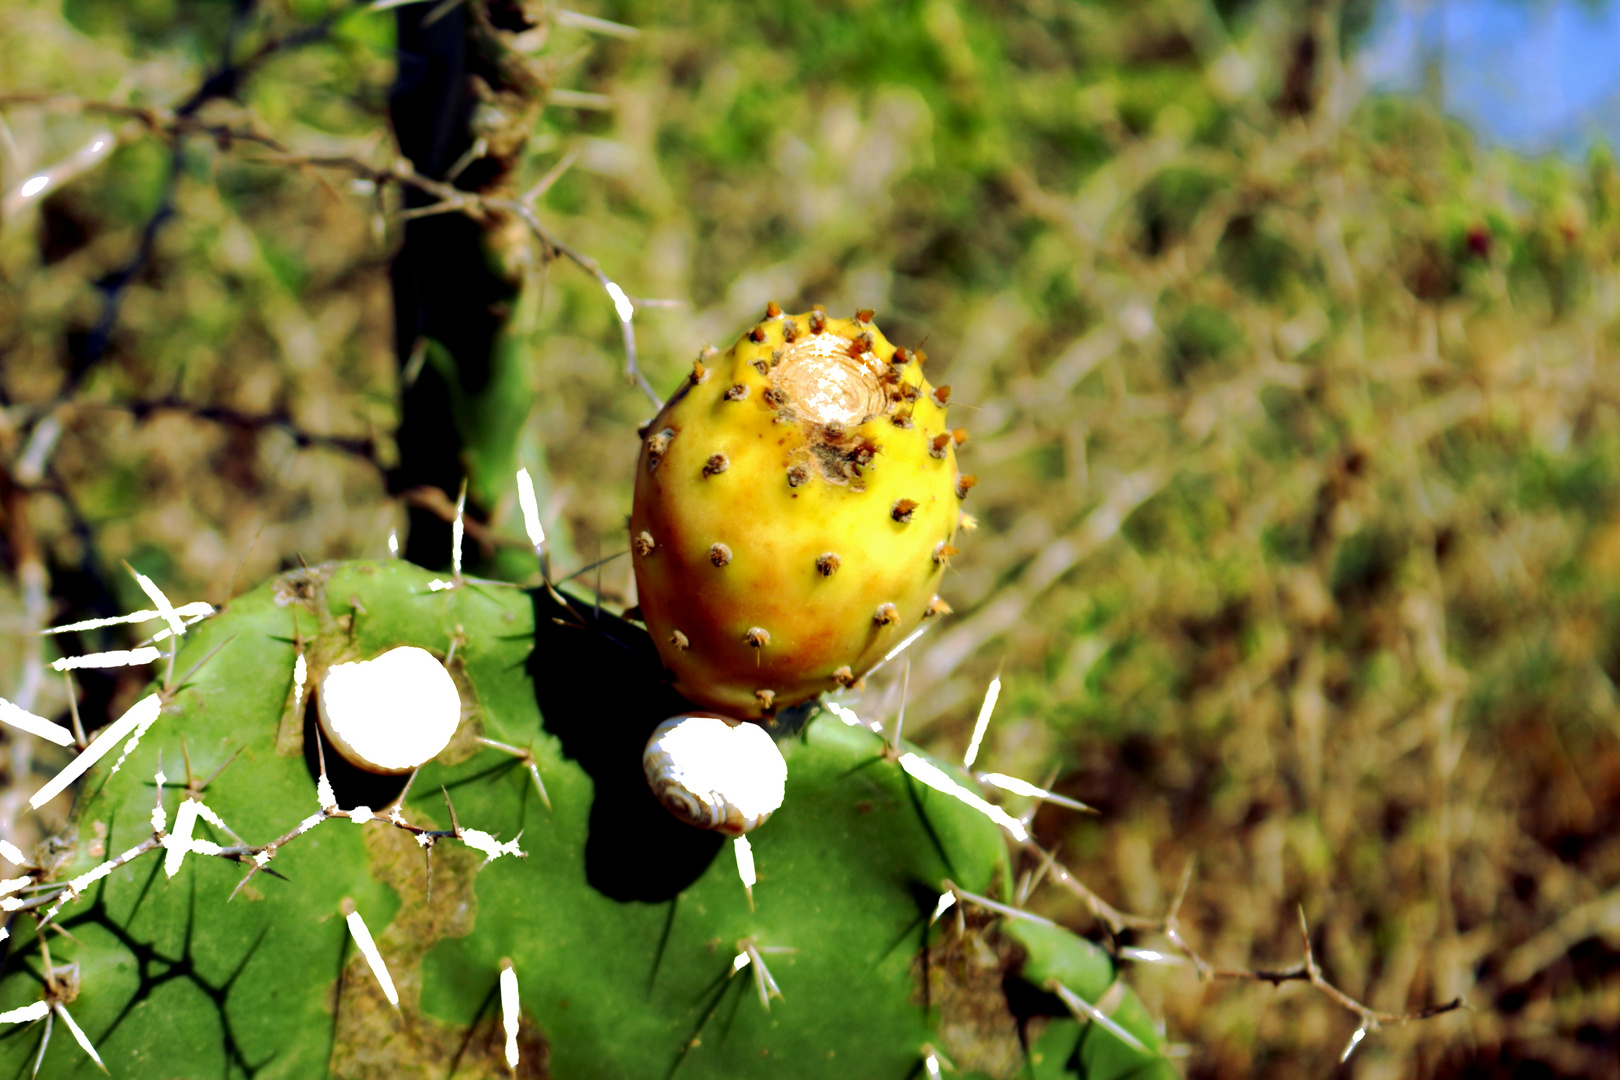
left=642, top=714, right=787, bottom=835
left=317, top=646, right=462, bottom=774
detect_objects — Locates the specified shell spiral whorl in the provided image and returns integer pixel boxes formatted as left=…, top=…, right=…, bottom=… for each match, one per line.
left=642, top=714, right=787, bottom=836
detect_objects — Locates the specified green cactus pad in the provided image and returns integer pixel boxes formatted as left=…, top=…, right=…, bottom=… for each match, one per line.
left=0, top=560, right=1164, bottom=1078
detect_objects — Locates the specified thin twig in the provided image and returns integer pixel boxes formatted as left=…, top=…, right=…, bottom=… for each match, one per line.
left=1015, top=842, right=1466, bottom=1049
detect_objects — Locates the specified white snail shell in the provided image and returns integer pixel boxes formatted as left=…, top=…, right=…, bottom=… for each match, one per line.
left=643, top=714, right=787, bottom=835
left=317, top=646, right=461, bottom=774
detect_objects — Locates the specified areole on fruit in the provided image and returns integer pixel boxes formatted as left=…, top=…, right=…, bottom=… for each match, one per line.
left=629, top=306, right=971, bottom=721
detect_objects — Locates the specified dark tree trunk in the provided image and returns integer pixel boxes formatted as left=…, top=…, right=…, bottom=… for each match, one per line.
left=386, top=5, right=520, bottom=569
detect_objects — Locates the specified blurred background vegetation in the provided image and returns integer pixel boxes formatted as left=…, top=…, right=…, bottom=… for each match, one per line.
left=4, top=0, right=1620, bottom=1075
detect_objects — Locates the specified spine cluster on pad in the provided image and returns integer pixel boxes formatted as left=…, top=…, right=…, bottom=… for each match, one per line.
left=630, top=306, right=969, bottom=720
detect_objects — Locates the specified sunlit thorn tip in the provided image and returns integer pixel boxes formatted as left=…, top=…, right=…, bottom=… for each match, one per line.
left=516, top=467, right=546, bottom=553
left=900, top=757, right=1023, bottom=841
left=451, top=479, right=468, bottom=581
left=739, top=938, right=784, bottom=1010
left=29, top=694, right=163, bottom=810
left=604, top=280, right=634, bottom=323
left=345, top=907, right=399, bottom=1008
left=734, top=835, right=756, bottom=908
left=0, top=697, right=73, bottom=748
left=976, top=772, right=1097, bottom=814
left=962, top=675, right=1000, bottom=769
left=51, top=647, right=162, bottom=673
left=1046, top=979, right=1146, bottom=1054
left=1340, top=1024, right=1370, bottom=1064
left=54, top=1003, right=106, bottom=1074
left=498, top=960, right=521, bottom=1069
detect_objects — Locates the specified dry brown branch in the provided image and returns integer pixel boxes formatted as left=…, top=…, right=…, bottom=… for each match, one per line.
left=0, top=86, right=661, bottom=407
left=1016, top=844, right=1467, bottom=1062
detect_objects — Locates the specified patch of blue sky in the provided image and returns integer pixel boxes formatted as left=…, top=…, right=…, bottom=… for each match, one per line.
left=1357, top=0, right=1620, bottom=157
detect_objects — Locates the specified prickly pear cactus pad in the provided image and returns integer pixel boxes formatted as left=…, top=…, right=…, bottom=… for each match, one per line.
left=0, top=561, right=1169, bottom=1079
left=630, top=307, right=967, bottom=720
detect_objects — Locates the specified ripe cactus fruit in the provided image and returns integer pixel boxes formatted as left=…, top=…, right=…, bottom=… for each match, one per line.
left=631, top=307, right=966, bottom=720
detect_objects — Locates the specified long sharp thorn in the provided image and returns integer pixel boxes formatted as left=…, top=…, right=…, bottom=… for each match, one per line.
left=528, top=761, right=551, bottom=811
left=441, top=786, right=461, bottom=836
left=172, top=635, right=237, bottom=695
left=54, top=1004, right=107, bottom=1073
left=31, top=1008, right=52, bottom=1079
left=593, top=542, right=603, bottom=623
left=452, top=478, right=467, bottom=582
left=892, top=657, right=912, bottom=752
left=198, top=746, right=244, bottom=792
left=62, top=672, right=85, bottom=749
left=228, top=865, right=263, bottom=902
left=394, top=768, right=419, bottom=813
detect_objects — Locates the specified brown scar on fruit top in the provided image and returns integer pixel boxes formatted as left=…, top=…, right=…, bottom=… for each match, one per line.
left=763, top=331, right=921, bottom=486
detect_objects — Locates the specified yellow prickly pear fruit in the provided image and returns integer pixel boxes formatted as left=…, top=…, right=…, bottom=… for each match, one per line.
left=630, top=305, right=968, bottom=720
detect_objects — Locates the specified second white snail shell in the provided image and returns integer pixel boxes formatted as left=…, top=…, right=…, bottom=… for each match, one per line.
left=643, top=714, right=787, bottom=835
left=317, top=646, right=461, bottom=774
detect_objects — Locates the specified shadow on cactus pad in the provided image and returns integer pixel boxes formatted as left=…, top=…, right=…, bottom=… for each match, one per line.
left=0, top=561, right=1172, bottom=1079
